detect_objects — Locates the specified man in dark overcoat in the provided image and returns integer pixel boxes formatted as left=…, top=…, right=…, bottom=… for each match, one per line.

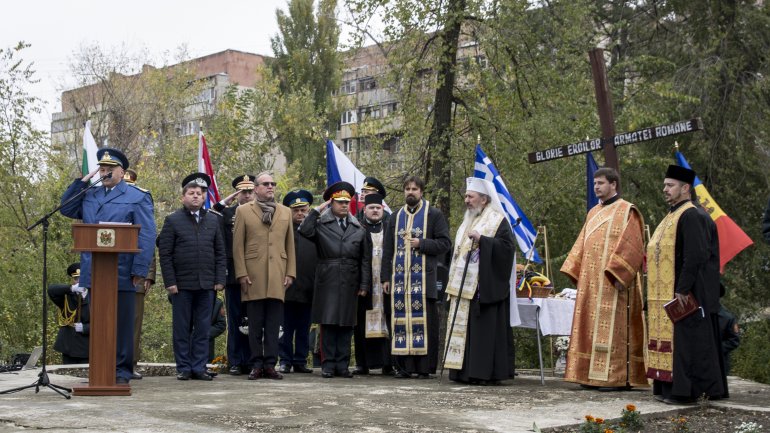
left=278, top=189, right=317, bottom=374
left=299, top=181, right=371, bottom=378
left=158, top=173, right=226, bottom=381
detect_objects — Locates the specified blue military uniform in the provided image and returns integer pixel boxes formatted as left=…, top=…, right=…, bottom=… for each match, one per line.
left=59, top=148, right=156, bottom=382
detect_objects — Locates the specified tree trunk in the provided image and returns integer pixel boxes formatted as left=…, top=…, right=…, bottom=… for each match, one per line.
left=426, top=0, right=466, bottom=219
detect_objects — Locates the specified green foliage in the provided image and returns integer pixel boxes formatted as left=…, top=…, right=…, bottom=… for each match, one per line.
left=270, top=0, right=342, bottom=188
left=732, top=319, right=770, bottom=384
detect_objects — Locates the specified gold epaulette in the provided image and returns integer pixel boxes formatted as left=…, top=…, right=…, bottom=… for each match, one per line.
left=128, top=184, right=150, bottom=194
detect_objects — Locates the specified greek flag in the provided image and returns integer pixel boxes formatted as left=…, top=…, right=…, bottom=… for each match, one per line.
left=474, top=145, right=542, bottom=263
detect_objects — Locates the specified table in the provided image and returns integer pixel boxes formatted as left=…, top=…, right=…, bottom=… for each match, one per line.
left=515, top=297, right=575, bottom=385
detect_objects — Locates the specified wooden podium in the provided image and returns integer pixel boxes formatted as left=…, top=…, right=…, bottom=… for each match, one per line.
left=71, top=223, right=141, bottom=396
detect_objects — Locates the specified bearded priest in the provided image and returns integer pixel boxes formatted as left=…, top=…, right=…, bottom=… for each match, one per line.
left=444, top=177, right=515, bottom=385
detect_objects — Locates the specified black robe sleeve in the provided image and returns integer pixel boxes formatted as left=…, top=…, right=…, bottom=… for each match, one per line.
left=380, top=215, right=397, bottom=284
left=419, top=209, right=452, bottom=257
left=478, top=221, right=515, bottom=304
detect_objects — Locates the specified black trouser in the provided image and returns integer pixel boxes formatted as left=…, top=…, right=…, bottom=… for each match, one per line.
left=246, top=299, right=283, bottom=369
left=320, top=324, right=353, bottom=374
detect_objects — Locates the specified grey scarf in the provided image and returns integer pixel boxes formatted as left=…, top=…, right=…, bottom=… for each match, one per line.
left=256, top=199, right=276, bottom=225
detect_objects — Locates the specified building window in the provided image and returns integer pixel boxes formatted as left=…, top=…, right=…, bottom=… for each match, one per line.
left=359, top=77, right=376, bottom=91
left=342, top=138, right=355, bottom=153
left=340, top=80, right=357, bottom=94
left=341, top=110, right=357, bottom=125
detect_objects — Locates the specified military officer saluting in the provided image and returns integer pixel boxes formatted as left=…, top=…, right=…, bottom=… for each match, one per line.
left=213, top=174, right=256, bottom=375
left=60, top=148, right=156, bottom=384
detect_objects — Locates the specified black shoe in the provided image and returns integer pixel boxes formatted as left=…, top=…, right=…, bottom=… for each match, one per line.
left=394, top=370, right=411, bottom=379
left=278, top=364, right=292, bottom=374
left=241, top=365, right=252, bottom=374
left=229, top=366, right=242, bottom=376
left=352, top=367, right=370, bottom=375
left=416, top=373, right=431, bottom=380
left=176, top=371, right=191, bottom=381
left=116, top=377, right=130, bottom=384
left=248, top=368, right=262, bottom=380
left=131, top=371, right=142, bottom=380
left=191, top=371, right=213, bottom=381
left=337, top=369, right=353, bottom=378
left=321, top=370, right=334, bottom=378
left=653, top=394, right=665, bottom=402
left=381, top=366, right=395, bottom=375
left=206, top=369, right=219, bottom=377
left=579, top=384, right=599, bottom=390
left=293, top=365, right=313, bottom=373
left=263, top=367, right=284, bottom=380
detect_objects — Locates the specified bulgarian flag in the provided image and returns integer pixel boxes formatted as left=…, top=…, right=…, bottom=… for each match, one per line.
left=676, top=151, right=753, bottom=273
left=198, top=130, right=221, bottom=209
left=82, top=120, right=99, bottom=183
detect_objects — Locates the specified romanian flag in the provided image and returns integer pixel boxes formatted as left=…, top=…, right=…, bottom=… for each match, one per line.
left=676, top=151, right=753, bottom=272
left=198, top=131, right=221, bottom=209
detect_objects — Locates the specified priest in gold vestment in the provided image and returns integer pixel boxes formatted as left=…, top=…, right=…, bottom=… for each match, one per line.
left=560, top=167, right=647, bottom=389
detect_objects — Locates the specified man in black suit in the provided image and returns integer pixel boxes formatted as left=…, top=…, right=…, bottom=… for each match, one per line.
left=48, top=263, right=90, bottom=364
left=213, top=175, right=256, bottom=375
left=159, top=173, right=226, bottom=381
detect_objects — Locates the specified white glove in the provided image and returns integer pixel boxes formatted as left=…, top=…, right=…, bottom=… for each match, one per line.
left=71, top=285, right=88, bottom=298
left=74, top=323, right=84, bottom=333
left=238, top=325, right=249, bottom=335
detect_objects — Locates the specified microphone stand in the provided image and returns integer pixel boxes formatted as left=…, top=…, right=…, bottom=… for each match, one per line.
left=1, top=174, right=109, bottom=399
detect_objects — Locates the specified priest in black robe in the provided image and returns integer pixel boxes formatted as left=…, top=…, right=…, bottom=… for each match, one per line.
left=647, top=165, right=728, bottom=404
left=445, top=178, right=514, bottom=385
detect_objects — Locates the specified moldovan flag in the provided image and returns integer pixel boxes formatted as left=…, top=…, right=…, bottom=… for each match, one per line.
left=676, top=151, right=753, bottom=272
left=198, top=131, right=221, bottom=209
left=82, top=120, right=99, bottom=184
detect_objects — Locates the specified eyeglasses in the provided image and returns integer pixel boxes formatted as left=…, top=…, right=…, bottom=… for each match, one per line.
left=259, top=182, right=277, bottom=187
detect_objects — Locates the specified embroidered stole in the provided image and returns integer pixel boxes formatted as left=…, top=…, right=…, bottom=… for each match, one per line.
left=646, top=201, right=694, bottom=382
left=366, top=230, right=389, bottom=338
left=443, top=207, right=504, bottom=370
left=391, top=200, right=429, bottom=355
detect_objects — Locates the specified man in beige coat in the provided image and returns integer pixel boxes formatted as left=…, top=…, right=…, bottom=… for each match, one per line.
left=233, top=172, right=296, bottom=380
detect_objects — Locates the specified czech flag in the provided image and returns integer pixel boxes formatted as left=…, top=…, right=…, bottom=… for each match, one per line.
left=198, top=131, right=221, bottom=209
left=676, top=151, right=753, bottom=273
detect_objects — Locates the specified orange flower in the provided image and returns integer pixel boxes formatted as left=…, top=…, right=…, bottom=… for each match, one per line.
left=596, top=418, right=605, bottom=424
left=585, top=415, right=595, bottom=422
left=625, top=404, right=637, bottom=412
left=604, top=429, right=615, bottom=433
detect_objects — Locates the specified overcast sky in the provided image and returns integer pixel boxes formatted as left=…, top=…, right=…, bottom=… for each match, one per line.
left=2, top=0, right=301, bottom=131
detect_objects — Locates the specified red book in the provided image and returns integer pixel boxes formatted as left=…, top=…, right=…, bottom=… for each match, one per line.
left=663, top=293, right=701, bottom=323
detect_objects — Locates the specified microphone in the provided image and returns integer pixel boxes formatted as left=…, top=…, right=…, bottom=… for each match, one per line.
left=105, top=172, right=113, bottom=179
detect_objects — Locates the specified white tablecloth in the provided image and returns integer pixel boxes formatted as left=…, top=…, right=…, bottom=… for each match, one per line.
left=515, top=297, right=575, bottom=336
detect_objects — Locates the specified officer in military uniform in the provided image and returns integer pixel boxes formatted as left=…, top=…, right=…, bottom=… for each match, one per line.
left=278, top=189, right=317, bottom=374
left=356, top=176, right=389, bottom=221
left=48, top=263, right=90, bottom=364
left=60, top=148, right=156, bottom=384
left=213, top=175, right=256, bottom=375
left=124, top=169, right=158, bottom=380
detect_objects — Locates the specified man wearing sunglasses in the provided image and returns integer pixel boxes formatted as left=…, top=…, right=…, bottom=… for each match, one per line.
left=233, top=172, right=296, bottom=380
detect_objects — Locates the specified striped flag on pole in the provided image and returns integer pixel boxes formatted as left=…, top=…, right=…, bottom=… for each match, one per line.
left=675, top=151, right=753, bottom=272
left=198, top=130, right=221, bottom=209
left=82, top=120, right=99, bottom=184
left=474, top=144, right=542, bottom=263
